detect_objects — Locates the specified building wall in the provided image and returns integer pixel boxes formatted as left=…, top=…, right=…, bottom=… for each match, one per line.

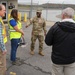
left=18, top=5, right=31, bottom=19
left=8, top=0, right=18, bottom=14
left=18, top=5, right=42, bottom=19
left=0, top=0, right=18, bottom=21
left=18, top=3, right=75, bottom=21
left=18, top=4, right=61, bottom=21
left=18, top=5, right=30, bottom=10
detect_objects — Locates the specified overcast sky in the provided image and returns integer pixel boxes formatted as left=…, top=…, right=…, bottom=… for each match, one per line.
left=18, top=0, right=75, bottom=4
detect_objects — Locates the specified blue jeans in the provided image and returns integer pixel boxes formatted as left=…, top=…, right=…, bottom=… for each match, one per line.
left=10, top=38, right=20, bottom=61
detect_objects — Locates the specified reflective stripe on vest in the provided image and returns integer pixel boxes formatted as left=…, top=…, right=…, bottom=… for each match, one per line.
left=9, top=30, right=16, bottom=32
left=9, top=28, right=22, bottom=32
left=0, top=18, right=7, bottom=43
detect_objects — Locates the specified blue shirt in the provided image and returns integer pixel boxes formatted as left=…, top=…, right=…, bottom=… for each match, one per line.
left=9, top=19, right=17, bottom=27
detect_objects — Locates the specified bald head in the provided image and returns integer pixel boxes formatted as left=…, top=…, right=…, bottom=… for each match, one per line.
left=0, top=4, right=4, bottom=10
left=62, top=7, right=75, bottom=19
left=0, top=4, right=6, bottom=17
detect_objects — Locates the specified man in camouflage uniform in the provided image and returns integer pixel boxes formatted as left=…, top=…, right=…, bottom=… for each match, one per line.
left=26, top=9, right=46, bottom=56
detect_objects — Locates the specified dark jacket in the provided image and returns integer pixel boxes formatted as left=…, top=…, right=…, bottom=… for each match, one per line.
left=45, top=21, right=75, bottom=65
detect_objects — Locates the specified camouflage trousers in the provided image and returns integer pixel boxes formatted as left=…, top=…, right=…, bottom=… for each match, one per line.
left=0, top=50, right=6, bottom=75
left=31, top=34, right=44, bottom=52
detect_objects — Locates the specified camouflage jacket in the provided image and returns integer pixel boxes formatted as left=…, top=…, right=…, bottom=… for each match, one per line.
left=27, top=16, right=46, bottom=35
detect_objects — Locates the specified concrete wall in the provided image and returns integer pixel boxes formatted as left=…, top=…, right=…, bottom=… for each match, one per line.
left=18, top=5, right=41, bottom=19
left=8, top=0, right=18, bottom=14
left=0, top=0, right=18, bottom=21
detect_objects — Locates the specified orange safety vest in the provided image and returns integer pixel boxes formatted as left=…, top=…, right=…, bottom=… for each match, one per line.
left=0, top=18, right=7, bottom=43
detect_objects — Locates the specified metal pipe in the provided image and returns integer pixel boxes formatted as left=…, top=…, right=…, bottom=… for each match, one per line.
left=30, top=0, right=33, bottom=18
left=46, top=1, right=49, bottom=21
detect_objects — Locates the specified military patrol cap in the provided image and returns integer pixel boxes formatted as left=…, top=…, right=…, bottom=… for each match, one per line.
left=36, top=9, right=42, bottom=13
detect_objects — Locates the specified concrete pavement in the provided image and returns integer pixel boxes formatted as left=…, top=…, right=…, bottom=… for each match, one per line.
left=6, top=21, right=54, bottom=75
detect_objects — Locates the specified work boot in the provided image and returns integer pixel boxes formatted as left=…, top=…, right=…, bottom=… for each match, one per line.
left=12, top=60, right=21, bottom=65
left=30, top=51, right=34, bottom=55
left=12, top=61, right=17, bottom=65
left=16, top=57, right=20, bottom=61
left=39, top=51, right=44, bottom=56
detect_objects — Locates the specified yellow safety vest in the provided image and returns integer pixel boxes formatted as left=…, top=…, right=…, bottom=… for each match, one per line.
left=9, top=18, right=22, bottom=40
left=0, top=18, right=7, bottom=43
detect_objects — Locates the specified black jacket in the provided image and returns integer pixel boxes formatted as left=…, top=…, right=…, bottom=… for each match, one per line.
left=45, top=21, right=75, bottom=65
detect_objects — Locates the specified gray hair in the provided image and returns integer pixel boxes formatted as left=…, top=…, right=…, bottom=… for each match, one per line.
left=62, top=7, right=75, bottom=18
